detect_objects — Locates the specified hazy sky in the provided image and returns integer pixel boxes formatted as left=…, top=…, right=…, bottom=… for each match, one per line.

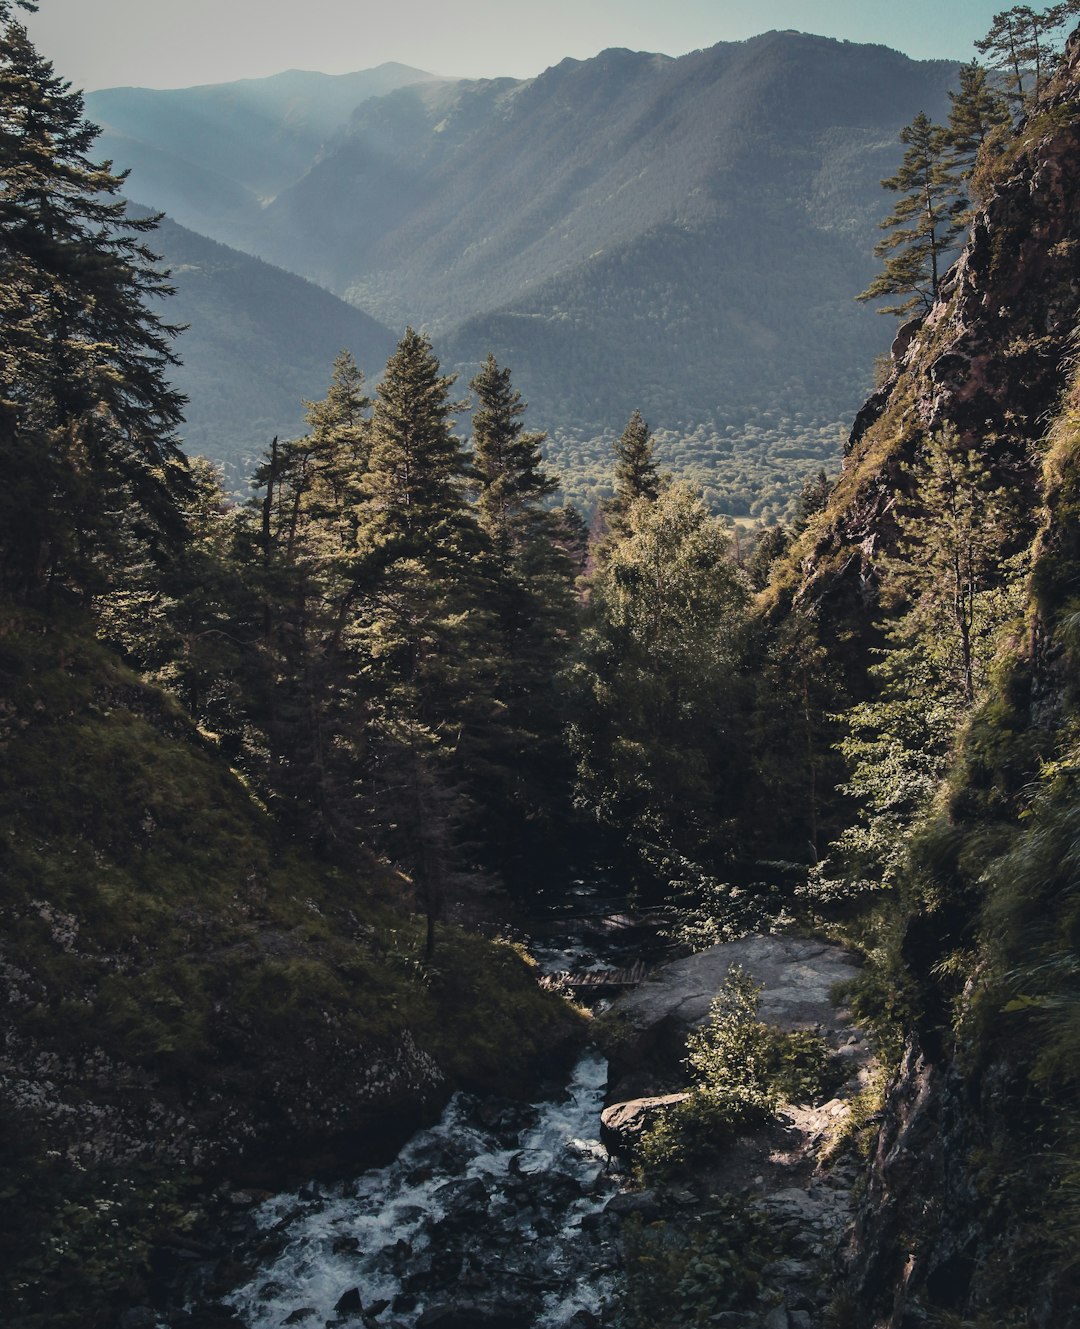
left=25, top=1, right=1011, bottom=92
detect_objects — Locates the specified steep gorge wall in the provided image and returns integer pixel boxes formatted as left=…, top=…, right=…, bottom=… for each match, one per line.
left=761, top=31, right=1080, bottom=1329
left=784, top=30, right=1080, bottom=659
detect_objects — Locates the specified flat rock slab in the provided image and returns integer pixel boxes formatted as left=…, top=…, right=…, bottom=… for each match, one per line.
left=603, top=935, right=861, bottom=1077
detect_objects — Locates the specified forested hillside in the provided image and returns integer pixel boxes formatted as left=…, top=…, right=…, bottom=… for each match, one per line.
left=143, top=212, right=397, bottom=486
left=91, top=33, right=959, bottom=520
left=5, top=1, right=1080, bottom=1325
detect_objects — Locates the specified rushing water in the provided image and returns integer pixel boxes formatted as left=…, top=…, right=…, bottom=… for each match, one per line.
left=214, top=887, right=661, bottom=1328
left=223, top=1051, right=619, bottom=1328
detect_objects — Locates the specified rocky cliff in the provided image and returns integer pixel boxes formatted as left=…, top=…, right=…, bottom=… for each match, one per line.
left=777, top=29, right=1080, bottom=1329
left=781, top=28, right=1080, bottom=658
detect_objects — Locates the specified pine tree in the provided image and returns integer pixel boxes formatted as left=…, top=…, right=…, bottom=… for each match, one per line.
left=975, top=3, right=1080, bottom=108
left=359, top=329, right=490, bottom=955
left=857, top=112, right=968, bottom=319
left=469, top=352, right=558, bottom=561
left=946, top=60, right=1011, bottom=182
left=602, top=409, right=660, bottom=541
left=0, top=15, right=188, bottom=597
left=467, top=354, right=581, bottom=886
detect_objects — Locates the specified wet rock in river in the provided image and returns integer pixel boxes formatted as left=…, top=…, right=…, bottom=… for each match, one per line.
left=333, top=1287, right=363, bottom=1315
left=508, top=1147, right=554, bottom=1177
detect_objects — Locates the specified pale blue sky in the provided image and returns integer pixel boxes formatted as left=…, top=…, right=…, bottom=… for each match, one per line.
left=25, top=1, right=1022, bottom=92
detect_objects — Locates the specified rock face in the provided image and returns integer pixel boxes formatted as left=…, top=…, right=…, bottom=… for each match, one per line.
left=788, top=29, right=1080, bottom=658
left=601, top=935, right=862, bottom=1082
left=782, top=29, right=1080, bottom=1329
left=599, top=1092, right=690, bottom=1156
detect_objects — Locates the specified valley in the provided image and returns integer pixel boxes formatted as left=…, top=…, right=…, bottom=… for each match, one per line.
left=90, top=32, right=960, bottom=519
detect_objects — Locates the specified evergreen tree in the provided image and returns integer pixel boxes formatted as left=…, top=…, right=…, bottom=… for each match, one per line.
left=359, top=329, right=490, bottom=955
left=857, top=112, right=968, bottom=319
left=946, top=60, right=1011, bottom=181
left=243, top=356, right=373, bottom=845
left=469, top=352, right=558, bottom=560
left=467, top=354, right=581, bottom=885
left=975, top=3, right=1080, bottom=108
left=602, top=409, right=660, bottom=541
left=0, top=16, right=188, bottom=597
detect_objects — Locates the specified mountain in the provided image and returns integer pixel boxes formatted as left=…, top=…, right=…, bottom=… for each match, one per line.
left=146, top=212, right=397, bottom=486
left=94, top=35, right=960, bottom=517
left=248, top=32, right=958, bottom=513
left=86, top=64, right=440, bottom=248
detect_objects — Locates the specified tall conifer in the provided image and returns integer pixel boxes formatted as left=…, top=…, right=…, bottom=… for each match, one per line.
left=603, top=409, right=660, bottom=542
left=857, top=112, right=967, bottom=318
left=0, top=16, right=188, bottom=597
left=359, top=330, right=489, bottom=954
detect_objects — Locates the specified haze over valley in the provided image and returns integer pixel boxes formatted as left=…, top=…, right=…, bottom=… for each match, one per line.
left=90, top=31, right=958, bottom=517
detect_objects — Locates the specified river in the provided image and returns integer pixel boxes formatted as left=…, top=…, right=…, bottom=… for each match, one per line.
left=200, top=886, right=660, bottom=1329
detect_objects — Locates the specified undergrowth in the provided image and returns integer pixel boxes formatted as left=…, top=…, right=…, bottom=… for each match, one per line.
left=636, top=969, right=841, bottom=1181
left=615, top=1195, right=773, bottom=1329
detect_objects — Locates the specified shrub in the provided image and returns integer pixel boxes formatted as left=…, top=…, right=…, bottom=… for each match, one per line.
left=637, top=968, right=839, bottom=1180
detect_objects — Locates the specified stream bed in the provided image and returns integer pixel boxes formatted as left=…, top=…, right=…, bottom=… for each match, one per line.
left=222, top=1051, right=620, bottom=1329
left=214, top=889, right=657, bottom=1329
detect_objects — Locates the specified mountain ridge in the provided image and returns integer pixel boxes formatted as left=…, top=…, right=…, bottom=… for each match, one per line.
left=94, top=31, right=962, bottom=517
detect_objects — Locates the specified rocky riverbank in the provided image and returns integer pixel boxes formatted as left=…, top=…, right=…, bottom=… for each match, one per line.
left=597, top=934, right=879, bottom=1329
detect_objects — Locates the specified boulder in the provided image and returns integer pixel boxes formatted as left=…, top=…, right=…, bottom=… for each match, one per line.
left=600, top=936, right=861, bottom=1076
left=600, top=1092, right=690, bottom=1156
left=333, top=1287, right=363, bottom=1315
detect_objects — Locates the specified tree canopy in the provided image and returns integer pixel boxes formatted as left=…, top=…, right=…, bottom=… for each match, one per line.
left=0, top=14, right=188, bottom=597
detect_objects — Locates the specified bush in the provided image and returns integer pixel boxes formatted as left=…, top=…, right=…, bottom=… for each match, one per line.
left=637, top=968, right=839, bottom=1180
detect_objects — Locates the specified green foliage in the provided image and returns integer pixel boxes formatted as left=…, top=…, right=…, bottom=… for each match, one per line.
left=637, top=970, right=838, bottom=1180
left=825, top=431, right=1028, bottom=889
left=857, top=112, right=968, bottom=318
left=975, top=3, right=1080, bottom=109
left=567, top=484, right=750, bottom=893
left=0, top=15, right=189, bottom=600
left=601, top=410, right=660, bottom=544
left=616, top=1197, right=772, bottom=1329
left=946, top=60, right=1012, bottom=190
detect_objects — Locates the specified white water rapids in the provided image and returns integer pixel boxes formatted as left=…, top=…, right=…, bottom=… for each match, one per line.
left=224, top=1050, right=619, bottom=1328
